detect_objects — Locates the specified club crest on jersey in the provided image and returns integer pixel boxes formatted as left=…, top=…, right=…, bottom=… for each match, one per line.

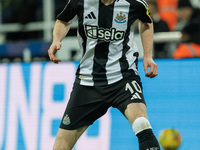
left=114, top=12, right=126, bottom=23
left=63, top=114, right=70, bottom=125
left=85, top=25, right=125, bottom=41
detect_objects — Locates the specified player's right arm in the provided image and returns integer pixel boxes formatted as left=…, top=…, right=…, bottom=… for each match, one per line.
left=48, top=20, right=70, bottom=64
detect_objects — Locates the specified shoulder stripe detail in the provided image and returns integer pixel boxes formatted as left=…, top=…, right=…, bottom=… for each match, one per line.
left=136, top=0, right=147, bottom=8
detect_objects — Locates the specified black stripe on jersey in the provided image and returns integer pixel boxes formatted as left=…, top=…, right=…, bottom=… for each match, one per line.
left=120, top=4, right=138, bottom=78
left=92, top=2, right=115, bottom=86
left=120, top=37, right=130, bottom=77
left=133, top=52, right=139, bottom=70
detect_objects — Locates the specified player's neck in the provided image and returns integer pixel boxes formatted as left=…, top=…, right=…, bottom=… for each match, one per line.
left=101, top=0, right=115, bottom=5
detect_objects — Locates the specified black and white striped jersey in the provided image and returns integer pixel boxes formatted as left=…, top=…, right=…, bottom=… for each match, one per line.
left=57, top=0, right=152, bottom=86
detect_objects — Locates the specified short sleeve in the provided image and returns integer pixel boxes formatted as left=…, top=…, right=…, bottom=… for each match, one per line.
left=57, top=0, right=77, bottom=23
left=136, top=0, right=152, bottom=23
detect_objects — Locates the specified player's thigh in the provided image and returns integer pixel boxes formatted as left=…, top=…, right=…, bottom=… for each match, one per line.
left=124, top=102, right=148, bottom=125
left=53, top=126, right=88, bottom=150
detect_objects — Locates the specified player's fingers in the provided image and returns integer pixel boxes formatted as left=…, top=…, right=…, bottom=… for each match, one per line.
left=51, top=57, right=61, bottom=63
left=54, top=59, right=62, bottom=64
left=48, top=52, right=56, bottom=61
left=146, top=64, right=158, bottom=78
left=144, top=65, right=148, bottom=76
left=48, top=47, right=55, bottom=57
left=145, top=64, right=154, bottom=77
left=149, top=64, right=158, bottom=78
left=48, top=42, right=61, bottom=55
left=153, top=65, right=158, bottom=77
left=146, top=71, right=153, bottom=78
left=150, top=64, right=155, bottom=77
left=48, top=47, right=59, bottom=60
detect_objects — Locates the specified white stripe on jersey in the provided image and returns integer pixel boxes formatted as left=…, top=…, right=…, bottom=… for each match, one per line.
left=126, top=24, right=138, bottom=74
left=136, top=0, right=148, bottom=8
left=79, top=0, right=99, bottom=86
left=106, top=0, right=130, bottom=84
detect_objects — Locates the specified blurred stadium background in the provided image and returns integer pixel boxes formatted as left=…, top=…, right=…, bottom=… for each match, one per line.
left=0, top=0, right=200, bottom=150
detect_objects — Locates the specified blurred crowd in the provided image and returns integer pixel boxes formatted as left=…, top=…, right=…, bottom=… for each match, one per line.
left=1, top=0, right=67, bottom=41
left=0, top=0, right=200, bottom=61
left=145, top=0, right=200, bottom=58
left=173, top=0, right=200, bottom=58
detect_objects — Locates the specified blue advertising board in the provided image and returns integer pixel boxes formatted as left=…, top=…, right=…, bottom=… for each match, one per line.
left=0, top=58, right=200, bottom=150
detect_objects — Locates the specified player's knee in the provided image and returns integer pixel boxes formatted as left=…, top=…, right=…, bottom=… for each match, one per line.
left=132, top=117, right=152, bottom=135
left=125, top=103, right=147, bottom=124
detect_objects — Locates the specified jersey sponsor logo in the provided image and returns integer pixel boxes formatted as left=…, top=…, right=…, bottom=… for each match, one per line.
left=63, top=114, right=71, bottom=125
left=114, top=12, right=127, bottom=23
left=85, top=25, right=125, bottom=41
left=85, top=11, right=96, bottom=19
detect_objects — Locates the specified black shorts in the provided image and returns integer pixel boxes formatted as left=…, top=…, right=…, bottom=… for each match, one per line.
left=60, top=75, right=146, bottom=130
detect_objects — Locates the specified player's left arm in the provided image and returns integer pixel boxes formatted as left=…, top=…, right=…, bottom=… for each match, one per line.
left=135, top=0, right=158, bottom=78
left=139, top=22, right=158, bottom=78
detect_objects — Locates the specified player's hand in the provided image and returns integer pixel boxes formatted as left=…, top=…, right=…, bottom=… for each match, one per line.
left=143, top=57, right=158, bottom=78
left=48, top=41, right=62, bottom=64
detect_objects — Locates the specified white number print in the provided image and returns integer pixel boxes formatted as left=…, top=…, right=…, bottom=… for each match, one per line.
left=125, top=81, right=142, bottom=100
